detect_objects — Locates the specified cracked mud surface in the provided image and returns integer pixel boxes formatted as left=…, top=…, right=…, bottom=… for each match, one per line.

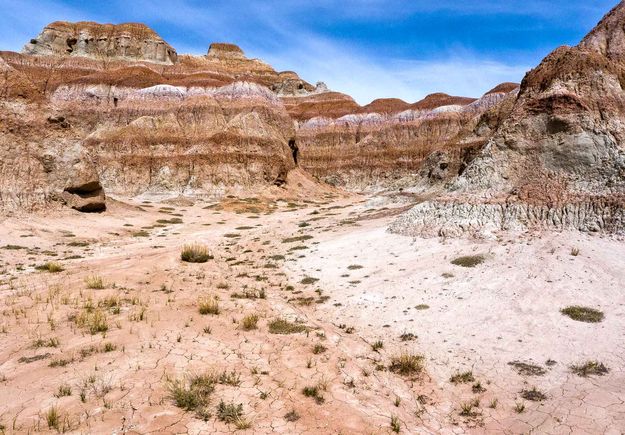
left=0, top=194, right=623, bottom=434
left=289, top=197, right=625, bottom=433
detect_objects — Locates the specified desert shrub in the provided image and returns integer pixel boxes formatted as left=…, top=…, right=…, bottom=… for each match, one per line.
left=459, top=399, right=480, bottom=417
left=268, top=318, right=307, bottom=334
left=312, top=344, right=327, bottom=354
left=2, top=244, right=25, bottom=250
left=451, top=255, right=485, bottom=268
left=49, top=357, right=74, bottom=368
left=390, top=415, right=401, bottom=432
left=450, top=370, right=475, bottom=384
left=389, top=353, right=424, bottom=376
left=198, top=296, right=220, bottom=315
left=570, top=360, right=609, bottom=377
left=231, top=289, right=265, bottom=299
left=102, top=342, right=117, bottom=352
left=560, top=306, right=604, bottom=323
left=218, top=370, right=241, bottom=386
left=168, top=375, right=214, bottom=420
left=216, top=400, right=244, bottom=423
left=520, top=387, right=546, bottom=401
left=302, top=384, right=325, bottom=404
left=46, top=407, right=60, bottom=429
left=32, top=337, right=60, bottom=348
left=282, top=235, right=313, bottom=243
left=284, top=409, right=300, bottom=422
left=55, top=384, right=72, bottom=397
left=181, top=244, right=213, bottom=263
left=157, top=217, right=183, bottom=224
left=507, top=361, right=546, bottom=376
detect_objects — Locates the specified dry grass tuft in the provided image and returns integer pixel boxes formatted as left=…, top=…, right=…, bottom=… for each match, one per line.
left=181, top=243, right=213, bottom=263
left=450, top=370, right=475, bottom=384
left=302, top=383, right=326, bottom=404
left=389, top=353, right=425, bottom=376
left=167, top=373, right=215, bottom=420
left=520, top=387, right=547, bottom=401
left=198, top=296, right=220, bottom=315
left=36, top=262, right=64, bottom=273
left=241, top=314, right=259, bottom=331
left=75, top=309, right=108, bottom=335
left=85, top=275, right=104, bottom=289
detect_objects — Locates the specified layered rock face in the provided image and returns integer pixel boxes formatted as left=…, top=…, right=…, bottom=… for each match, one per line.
left=295, top=87, right=517, bottom=189
left=54, top=82, right=296, bottom=196
left=23, top=21, right=178, bottom=64
left=7, top=12, right=622, bottom=236
left=0, top=101, right=105, bottom=212
left=0, top=19, right=525, bottom=213
left=8, top=20, right=515, bottom=209
left=0, top=22, right=317, bottom=212
left=391, top=3, right=625, bottom=236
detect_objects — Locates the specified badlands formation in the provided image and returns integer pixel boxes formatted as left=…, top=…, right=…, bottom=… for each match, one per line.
left=0, top=3, right=624, bottom=434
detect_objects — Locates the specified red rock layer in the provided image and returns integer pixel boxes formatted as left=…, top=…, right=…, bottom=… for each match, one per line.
left=409, top=93, right=477, bottom=110
left=295, top=87, right=518, bottom=189
left=0, top=20, right=523, bottom=211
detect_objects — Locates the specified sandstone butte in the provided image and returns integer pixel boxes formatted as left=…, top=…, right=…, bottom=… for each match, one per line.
left=0, top=3, right=625, bottom=434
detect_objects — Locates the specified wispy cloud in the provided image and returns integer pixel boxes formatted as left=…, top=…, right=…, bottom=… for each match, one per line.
left=255, top=34, right=529, bottom=104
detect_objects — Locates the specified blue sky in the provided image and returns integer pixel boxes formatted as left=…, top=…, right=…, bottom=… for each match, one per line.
left=0, top=0, right=617, bottom=104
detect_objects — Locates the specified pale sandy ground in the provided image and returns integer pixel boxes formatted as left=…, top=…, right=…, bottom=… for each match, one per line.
left=0, top=193, right=623, bottom=434
left=288, top=197, right=625, bottom=434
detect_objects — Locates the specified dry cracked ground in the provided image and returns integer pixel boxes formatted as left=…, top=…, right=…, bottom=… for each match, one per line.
left=0, top=193, right=624, bottom=434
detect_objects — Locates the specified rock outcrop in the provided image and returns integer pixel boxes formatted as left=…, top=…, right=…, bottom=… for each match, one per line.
left=391, top=1, right=625, bottom=237
left=207, top=42, right=246, bottom=59
left=1, top=22, right=320, bottom=211
left=0, top=99, right=106, bottom=212
left=22, top=21, right=178, bottom=64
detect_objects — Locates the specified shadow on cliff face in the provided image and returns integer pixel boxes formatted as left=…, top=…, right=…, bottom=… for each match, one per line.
left=289, top=138, right=299, bottom=165
left=274, top=139, right=300, bottom=187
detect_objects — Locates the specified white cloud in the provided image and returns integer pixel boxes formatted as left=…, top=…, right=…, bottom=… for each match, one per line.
left=249, top=21, right=528, bottom=104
